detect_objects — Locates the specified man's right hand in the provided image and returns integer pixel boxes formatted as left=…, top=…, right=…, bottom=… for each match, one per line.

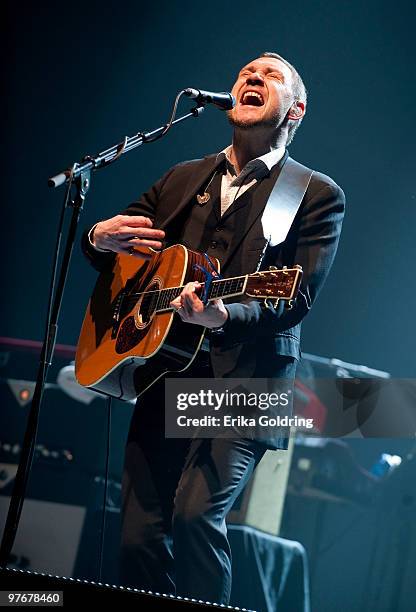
left=91, top=215, right=165, bottom=259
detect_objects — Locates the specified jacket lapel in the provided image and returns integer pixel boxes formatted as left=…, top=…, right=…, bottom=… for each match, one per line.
left=220, top=182, right=256, bottom=221
left=159, top=154, right=223, bottom=230
left=220, top=155, right=287, bottom=272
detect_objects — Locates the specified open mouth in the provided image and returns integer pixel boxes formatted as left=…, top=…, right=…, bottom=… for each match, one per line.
left=240, top=90, right=265, bottom=107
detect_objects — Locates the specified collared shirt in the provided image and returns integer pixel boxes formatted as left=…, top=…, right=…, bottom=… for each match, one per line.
left=216, top=145, right=286, bottom=216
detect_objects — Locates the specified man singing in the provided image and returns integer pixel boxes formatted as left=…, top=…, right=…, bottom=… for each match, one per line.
left=82, top=52, right=345, bottom=604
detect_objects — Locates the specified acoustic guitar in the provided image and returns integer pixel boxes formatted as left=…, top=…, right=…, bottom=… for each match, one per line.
left=75, top=244, right=302, bottom=400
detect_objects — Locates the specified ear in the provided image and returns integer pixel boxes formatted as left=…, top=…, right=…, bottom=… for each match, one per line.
left=287, top=100, right=305, bottom=121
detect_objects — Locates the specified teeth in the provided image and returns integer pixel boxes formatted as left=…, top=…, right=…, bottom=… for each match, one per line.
left=242, top=91, right=264, bottom=104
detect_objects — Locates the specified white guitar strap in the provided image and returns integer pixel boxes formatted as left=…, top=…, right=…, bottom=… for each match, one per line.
left=261, top=156, right=314, bottom=247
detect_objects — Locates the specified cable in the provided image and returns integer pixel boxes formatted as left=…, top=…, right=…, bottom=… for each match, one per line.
left=143, top=89, right=187, bottom=143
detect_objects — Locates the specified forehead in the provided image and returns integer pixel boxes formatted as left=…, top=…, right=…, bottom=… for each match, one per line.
left=238, top=56, right=292, bottom=81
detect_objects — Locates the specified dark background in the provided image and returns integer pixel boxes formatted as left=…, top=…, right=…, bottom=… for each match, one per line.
left=2, top=0, right=415, bottom=376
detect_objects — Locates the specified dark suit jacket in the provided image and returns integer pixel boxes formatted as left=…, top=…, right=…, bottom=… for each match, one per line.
left=82, top=150, right=345, bottom=379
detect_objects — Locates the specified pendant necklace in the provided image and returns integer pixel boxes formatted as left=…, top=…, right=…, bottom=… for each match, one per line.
left=196, top=170, right=218, bottom=206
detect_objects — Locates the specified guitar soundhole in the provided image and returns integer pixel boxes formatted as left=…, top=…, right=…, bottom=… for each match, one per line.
left=134, top=279, right=161, bottom=328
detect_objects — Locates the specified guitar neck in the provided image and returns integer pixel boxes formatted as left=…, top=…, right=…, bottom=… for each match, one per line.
left=206, top=275, right=247, bottom=301
left=154, top=276, right=247, bottom=312
left=125, top=267, right=300, bottom=314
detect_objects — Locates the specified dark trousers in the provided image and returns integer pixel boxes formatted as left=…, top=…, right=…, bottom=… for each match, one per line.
left=119, top=353, right=296, bottom=604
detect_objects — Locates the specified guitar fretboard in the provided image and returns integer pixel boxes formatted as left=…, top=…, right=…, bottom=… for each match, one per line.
left=128, top=276, right=247, bottom=313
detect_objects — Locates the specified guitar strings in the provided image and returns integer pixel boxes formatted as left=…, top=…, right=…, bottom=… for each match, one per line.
left=120, top=276, right=246, bottom=310
left=116, top=266, right=294, bottom=312
left=123, top=277, right=243, bottom=302
left=119, top=269, right=289, bottom=310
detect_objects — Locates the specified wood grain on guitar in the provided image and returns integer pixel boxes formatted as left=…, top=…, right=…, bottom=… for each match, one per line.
left=75, top=245, right=302, bottom=400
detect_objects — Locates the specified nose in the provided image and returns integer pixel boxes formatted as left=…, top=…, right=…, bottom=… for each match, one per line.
left=246, top=71, right=264, bottom=86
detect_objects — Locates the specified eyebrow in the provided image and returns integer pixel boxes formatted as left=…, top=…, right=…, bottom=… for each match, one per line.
left=239, top=65, right=286, bottom=80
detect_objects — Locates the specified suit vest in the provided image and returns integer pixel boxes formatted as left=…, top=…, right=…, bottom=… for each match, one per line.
left=176, top=170, right=265, bottom=278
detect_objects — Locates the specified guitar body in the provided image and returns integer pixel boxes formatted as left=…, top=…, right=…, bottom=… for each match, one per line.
left=75, top=245, right=220, bottom=400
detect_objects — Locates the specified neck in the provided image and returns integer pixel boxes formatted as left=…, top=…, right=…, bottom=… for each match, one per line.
left=230, top=127, right=287, bottom=174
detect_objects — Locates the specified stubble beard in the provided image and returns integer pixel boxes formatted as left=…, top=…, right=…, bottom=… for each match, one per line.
left=226, top=108, right=286, bottom=132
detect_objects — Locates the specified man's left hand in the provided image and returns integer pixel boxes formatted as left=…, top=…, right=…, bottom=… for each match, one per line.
left=170, top=282, right=228, bottom=329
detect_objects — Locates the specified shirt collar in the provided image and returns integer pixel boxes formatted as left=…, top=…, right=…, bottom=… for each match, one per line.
left=216, top=145, right=286, bottom=179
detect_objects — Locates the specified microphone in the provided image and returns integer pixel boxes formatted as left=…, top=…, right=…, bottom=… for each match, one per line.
left=184, top=88, right=235, bottom=111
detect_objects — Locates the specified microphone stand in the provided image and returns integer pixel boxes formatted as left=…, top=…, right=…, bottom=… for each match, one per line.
left=0, top=102, right=205, bottom=568
left=48, top=105, right=204, bottom=188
